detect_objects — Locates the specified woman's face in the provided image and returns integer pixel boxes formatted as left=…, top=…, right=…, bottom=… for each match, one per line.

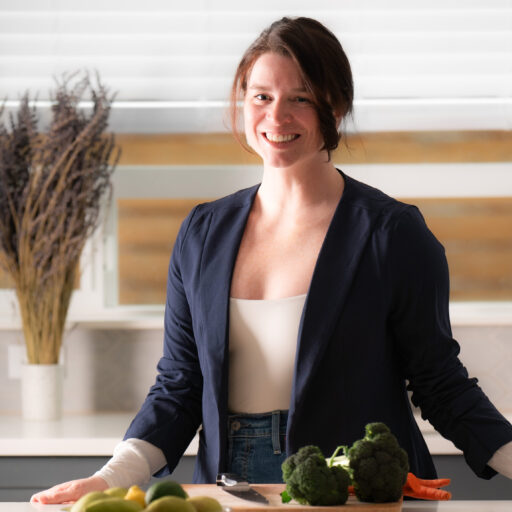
left=243, top=52, right=325, bottom=170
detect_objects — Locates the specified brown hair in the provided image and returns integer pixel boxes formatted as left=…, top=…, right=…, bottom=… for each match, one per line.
left=230, top=17, right=354, bottom=158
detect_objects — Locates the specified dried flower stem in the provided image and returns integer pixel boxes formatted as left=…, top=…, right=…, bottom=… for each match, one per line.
left=0, top=73, right=119, bottom=364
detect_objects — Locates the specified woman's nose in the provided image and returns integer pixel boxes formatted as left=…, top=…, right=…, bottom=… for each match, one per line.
left=266, top=99, right=291, bottom=124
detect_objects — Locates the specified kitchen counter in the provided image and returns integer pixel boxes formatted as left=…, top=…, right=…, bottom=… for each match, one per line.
left=3, top=502, right=512, bottom=511
left=0, top=413, right=460, bottom=457
left=2, top=415, right=511, bottom=502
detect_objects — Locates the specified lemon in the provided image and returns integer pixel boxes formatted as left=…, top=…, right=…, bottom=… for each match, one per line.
left=145, top=496, right=196, bottom=512
left=125, top=484, right=146, bottom=507
left=145, top=480, right=188, bottom=504
left=187, top=496, right=223, bottom=512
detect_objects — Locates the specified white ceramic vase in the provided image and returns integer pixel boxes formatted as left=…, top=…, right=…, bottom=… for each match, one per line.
left=21, top=363, right=63, bottom=421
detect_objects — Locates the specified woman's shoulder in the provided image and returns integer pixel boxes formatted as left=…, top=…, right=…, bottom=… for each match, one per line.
left=173, top=184, right=260, bottom=258
left=342, top=172, right=414, bottom=218
left=190, top=184, right=259, bottom=216
left=341, top=172, right=436, bottom=245
left=177, top=184, right=259, bottom=241
left=204, top=184, right=260, bottom=210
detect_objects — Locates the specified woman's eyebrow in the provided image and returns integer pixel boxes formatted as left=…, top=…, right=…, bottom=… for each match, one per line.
left=248, top=84, right=308, bottom=92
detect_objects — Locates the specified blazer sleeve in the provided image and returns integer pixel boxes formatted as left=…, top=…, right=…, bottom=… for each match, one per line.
left=386, top=205, right=512, bottom=479
left=123, top=206, right=203, bottom=476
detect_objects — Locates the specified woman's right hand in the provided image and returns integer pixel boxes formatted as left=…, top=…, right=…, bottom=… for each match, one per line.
left=30, top=475, right=109, bottom=504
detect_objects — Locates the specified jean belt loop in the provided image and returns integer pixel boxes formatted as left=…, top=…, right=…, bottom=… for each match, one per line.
left=272, top=410, right=281, bottom=454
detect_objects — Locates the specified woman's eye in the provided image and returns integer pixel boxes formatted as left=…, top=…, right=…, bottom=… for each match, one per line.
left=255, top=94, right=270, bottom=101
left=295, top=96, right=310, bottom=103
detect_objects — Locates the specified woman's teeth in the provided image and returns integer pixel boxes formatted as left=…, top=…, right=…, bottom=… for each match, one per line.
left=265, top=133, right=298, bottom=143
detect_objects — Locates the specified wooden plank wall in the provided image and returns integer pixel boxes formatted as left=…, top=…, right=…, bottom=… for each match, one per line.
left=117, top=198, right=207, bottom=305
left=402, top=197, right=512, bottom=302
left=2, top=131, right=511, bottom=305
left=115, top=131, right=512, bottom=165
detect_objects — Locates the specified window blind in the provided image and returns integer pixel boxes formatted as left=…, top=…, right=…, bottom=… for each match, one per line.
left=1, top=0, right=511, bottom=131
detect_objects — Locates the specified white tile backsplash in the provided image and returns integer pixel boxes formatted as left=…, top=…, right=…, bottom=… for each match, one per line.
left=0, top=325, right=510, bottom=416
left=454, top=326, right=512, bottom=415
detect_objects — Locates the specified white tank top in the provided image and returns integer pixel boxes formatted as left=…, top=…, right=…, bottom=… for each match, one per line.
left=228, top=294, right=307, bottom=413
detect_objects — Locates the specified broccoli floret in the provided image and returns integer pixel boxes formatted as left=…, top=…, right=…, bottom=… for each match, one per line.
left=281, top=445, right=350, bottom=506
left=330, top=422, right=409, bottom=503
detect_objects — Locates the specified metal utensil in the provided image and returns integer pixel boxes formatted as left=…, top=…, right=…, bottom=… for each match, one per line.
left=216, top=473, right=269, bottom=504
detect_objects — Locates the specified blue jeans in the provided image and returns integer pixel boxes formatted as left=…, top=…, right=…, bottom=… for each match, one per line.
left=226, top=410, right=288, bottom=483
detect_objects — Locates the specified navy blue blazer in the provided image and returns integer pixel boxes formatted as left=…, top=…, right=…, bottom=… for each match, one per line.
left=124, top=171, right=512, bottom=483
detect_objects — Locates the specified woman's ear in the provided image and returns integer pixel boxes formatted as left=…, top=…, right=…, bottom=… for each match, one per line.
left=334, top=110, right=343, bottom=128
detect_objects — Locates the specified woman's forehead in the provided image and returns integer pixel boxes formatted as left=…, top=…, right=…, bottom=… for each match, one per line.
left=246, top=52, right=306, bottom=89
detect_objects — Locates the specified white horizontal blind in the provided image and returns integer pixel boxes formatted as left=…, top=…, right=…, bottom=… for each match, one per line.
left=0, top=0, right=511, bottom=131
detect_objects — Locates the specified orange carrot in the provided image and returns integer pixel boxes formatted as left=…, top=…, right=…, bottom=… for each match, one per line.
left=412, top=476, right=451, bottom=488
left=403, top=485, right=452, bottom=501
left=402, top=487, right=452, bottom=501
left=402, top=472, right=452, bottom=500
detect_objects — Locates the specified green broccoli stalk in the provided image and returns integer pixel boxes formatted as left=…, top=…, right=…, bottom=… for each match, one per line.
left=328, top=422, right=409, bottom=503
left=281, top=445, right=350, bottom=506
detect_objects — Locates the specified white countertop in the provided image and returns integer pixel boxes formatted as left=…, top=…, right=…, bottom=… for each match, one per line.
left=0, top=412, right=469, bottom=457
left=4, top=501, right=512, bottom=512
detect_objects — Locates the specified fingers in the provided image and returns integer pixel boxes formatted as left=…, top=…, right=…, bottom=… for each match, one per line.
left=31, top=481, right=79, bottom=504
left=31, top=483, right=73, bottom=504
left=30, top=477, right=108, bottom=504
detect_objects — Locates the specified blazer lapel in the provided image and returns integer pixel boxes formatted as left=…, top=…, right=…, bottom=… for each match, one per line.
left=199, top=186, right=259, bottom=411
left=290, top=174, right=384, bottom=409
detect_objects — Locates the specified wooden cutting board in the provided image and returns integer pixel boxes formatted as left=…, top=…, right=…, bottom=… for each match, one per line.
left=183, top=484, right=402, bottom=512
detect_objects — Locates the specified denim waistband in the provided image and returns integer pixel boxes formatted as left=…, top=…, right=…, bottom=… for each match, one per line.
left=228, top=410, right=288, bottom=454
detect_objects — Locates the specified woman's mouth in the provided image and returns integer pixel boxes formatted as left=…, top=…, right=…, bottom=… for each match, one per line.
left=264, top=132, right=299, bottom=143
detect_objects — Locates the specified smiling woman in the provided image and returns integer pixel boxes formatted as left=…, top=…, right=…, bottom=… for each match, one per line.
left=230, top=16, right=353, bottom=160
left=242, top=53, right=324, bottom=171
left=31, top=15, right=512, bottom=505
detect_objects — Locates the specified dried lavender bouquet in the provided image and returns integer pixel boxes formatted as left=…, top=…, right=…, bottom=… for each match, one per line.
left=0, top=74, right=120, bottom=364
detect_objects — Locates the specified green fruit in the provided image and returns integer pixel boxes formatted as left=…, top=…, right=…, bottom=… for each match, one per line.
left=85, top=497, right=143, bottom=512
left=104, top=487, right=128, bottom=498
left=187, top=496, right=223, bottom=512
left=145, top=496, right=196, bottom=512
left=70, top=492, right=108, bottom=512
left=145, top=481, right=188, bottom=504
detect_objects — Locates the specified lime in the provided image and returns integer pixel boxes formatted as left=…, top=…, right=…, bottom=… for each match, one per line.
left=145, top=480, right=188, bottom=504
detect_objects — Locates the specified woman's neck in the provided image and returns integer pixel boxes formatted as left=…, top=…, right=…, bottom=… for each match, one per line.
left=257, top=160, right=344, bottom=219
